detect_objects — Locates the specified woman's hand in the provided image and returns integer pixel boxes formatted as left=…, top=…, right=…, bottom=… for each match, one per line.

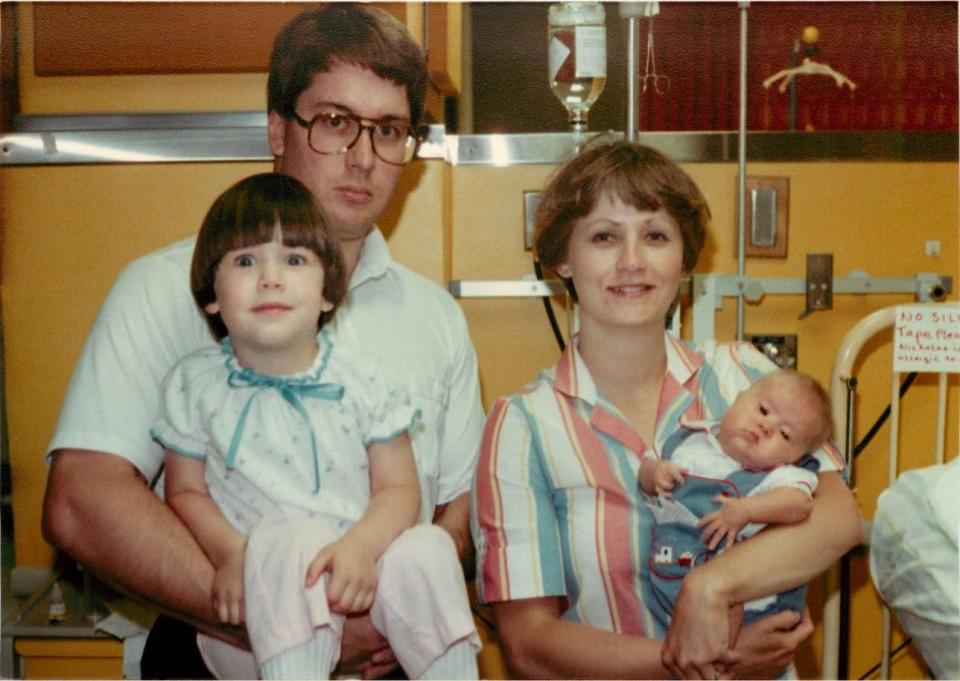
left=212, top=548, right=245, bottom=625
left=728, top=609, right=813, bottom=679
left=306, top=534, right=379, bottom=614
left=661, top=569, right=739, bottom=679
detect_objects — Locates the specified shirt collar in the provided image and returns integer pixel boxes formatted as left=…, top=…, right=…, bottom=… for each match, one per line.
left=348, top=227, right=394, bottom=289
left=664, top=332, right=705, bottom=388
left=550, top=333, right=708, bottom=455
left=552, top=332, right=705, bottom=404
left=678, top=416, right=720, bottom=434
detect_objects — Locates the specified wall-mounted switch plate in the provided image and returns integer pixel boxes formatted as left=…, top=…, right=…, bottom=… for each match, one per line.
left=740, top=176, right=789, bottom=258
left=524, top=191, right=540, bottom=250
left=799, top=252, right=834, bottom=319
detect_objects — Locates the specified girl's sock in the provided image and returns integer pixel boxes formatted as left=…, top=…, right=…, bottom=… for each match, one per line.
left=417, top=637, right=479, bottom=680
left=258, top=628, right=337, bottom=680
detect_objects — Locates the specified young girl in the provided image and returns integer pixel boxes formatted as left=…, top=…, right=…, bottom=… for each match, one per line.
left=152, top=173, right=479, bottom=680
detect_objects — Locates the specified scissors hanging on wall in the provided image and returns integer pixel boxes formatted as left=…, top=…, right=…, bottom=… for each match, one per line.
left=641, top=15, right=670, bottom=95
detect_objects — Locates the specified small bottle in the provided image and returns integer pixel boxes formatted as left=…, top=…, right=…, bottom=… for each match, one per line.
left=548, top=2, right=607, bottom=133
left=48, top=581, right=67, bottom=623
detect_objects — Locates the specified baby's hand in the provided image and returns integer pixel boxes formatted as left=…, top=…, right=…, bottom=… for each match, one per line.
left=212, top=549, right=245, bottom=625
left=698, top=496, right=749, bottom=551
left=653, top=461, right=686, bottom=497
left=306, top=534, right=379, bottom=614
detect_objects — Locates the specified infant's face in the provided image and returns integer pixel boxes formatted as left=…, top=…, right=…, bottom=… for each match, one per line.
left=717, top=375, right=820, bottom=471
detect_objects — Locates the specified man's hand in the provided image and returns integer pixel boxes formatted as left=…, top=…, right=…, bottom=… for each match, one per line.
left=699, top=496, right=749, bottom=551
left=335, top=612, right=399, bottom=679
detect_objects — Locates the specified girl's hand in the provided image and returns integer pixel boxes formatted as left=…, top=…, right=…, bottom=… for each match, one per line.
left=306, top=534, right=379, bottom=614
left=212, top=549, right=245, bottom=625
left=699, top=496, right=749, bottom=551
left=728, top=609, right=812, bottom=679
left=654, top=462, right=687, bottom=497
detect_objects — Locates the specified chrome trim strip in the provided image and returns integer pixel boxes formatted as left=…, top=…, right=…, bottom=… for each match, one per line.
left=1, top=112, right=955, bottom=166
left=448, top=279, right=566, bottom=298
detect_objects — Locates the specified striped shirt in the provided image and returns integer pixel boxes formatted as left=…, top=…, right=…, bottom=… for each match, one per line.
left=471, top=333, right=842, bottom=638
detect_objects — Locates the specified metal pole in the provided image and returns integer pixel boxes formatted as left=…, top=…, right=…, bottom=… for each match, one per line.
left=626, top=16, right=639, bottom=141
left=620, top=3, right=657, bottom=141
left=736, top=2, right=749, bottom=340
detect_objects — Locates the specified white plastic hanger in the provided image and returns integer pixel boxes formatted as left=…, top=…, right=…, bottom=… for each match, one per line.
left=763, top=58, right=857, bottom=93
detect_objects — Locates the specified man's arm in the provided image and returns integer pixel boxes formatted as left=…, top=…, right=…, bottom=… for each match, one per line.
left=661, top=471, right=862, bottom=678
left=42, top=449, right=247, bottom=647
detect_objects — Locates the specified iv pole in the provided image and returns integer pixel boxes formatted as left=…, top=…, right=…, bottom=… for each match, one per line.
left=736, top=2, right=749, bottom=340
left=620, top=3, right=659, bottom=141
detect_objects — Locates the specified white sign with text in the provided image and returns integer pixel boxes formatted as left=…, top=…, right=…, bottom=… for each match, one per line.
left=893, top=304, right=960, bottom=373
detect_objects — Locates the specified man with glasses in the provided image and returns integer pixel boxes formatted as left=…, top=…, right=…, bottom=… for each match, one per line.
left=42, top=5, right=484, bottom=678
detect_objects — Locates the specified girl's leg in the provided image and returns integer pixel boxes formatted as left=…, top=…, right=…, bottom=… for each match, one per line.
left=369, top=524, right=481, bottom=679
left=418, top=637, right=479, bottom=680
left=258, top=628, right=338, bottom=680
left=244, top=514, right=345, bottom=679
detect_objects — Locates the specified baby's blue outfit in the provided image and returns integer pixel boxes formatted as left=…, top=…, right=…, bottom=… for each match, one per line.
left=644, top=420, right=820, bottom=632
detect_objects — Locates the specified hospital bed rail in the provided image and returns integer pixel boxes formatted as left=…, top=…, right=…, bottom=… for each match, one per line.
left=825, top=304, right=954, bottom=679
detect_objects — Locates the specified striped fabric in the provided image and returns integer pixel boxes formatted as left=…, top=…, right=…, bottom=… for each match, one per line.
left=471, top=333, right=842, bottom=638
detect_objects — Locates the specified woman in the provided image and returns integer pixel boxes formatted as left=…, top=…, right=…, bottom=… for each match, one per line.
left=470, top=139, right=861, bottom=679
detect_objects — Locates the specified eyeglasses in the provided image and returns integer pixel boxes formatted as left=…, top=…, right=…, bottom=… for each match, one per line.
left=291, top=111, right=421, bottom=165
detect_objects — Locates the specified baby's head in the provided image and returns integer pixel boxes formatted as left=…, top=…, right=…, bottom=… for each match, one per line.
left=191, top=173, right=347, bottom=341
left=717, top=369, right=832, bottom=471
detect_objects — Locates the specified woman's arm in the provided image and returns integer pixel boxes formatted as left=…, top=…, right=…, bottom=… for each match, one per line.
left=662, top=471, right=862, bottom=678
left=305, top=433, right=420, bottom=613
left=493, top=596, right=668, bottom=679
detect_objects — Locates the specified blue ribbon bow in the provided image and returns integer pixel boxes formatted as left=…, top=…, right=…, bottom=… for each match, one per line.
left=225, top=366, right=344, bottom=493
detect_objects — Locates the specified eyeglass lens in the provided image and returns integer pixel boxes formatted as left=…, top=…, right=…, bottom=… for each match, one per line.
left=307, top=113, right=417, bottom=165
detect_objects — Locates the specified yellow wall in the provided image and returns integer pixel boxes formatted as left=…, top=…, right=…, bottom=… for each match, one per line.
left=3, top=3, right=958, bottom=679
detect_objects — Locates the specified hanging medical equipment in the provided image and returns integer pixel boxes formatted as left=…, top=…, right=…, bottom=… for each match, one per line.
left=640, top=14, right=670, bottom=95
left=763, top=58, right=857, bottom=94
left=763, top=24, right=856, bottom=133
left=547, top=2, right=607, bottom=136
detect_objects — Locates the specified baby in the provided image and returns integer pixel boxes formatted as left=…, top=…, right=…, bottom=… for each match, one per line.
left=640, top=368, right=833, bottom=633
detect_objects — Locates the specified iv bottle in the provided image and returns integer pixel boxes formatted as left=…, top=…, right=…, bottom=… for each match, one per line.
left=548, top=2, right=607, bottom=133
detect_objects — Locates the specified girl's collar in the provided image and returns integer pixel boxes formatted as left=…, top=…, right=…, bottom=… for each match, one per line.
left=220, top=330, right=334, bottom=384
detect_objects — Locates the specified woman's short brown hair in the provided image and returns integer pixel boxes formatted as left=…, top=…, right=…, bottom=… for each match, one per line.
left=191, top=173, right=347, bottom=341
left=534, top=138, right=710, bottom=297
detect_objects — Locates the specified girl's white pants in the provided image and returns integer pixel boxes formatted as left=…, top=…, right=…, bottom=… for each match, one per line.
left=198, top=516, right=480, bottom=679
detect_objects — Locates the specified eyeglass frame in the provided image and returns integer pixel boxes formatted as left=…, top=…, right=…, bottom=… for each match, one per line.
left=289, top=109, right=423, bottom=166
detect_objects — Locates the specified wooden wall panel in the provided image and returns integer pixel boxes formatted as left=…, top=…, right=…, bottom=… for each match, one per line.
left=32, top=2, right=406, bottom=76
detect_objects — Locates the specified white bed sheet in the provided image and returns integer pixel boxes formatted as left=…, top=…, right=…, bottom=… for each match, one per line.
left=870, top=457, right=960, bottom=679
